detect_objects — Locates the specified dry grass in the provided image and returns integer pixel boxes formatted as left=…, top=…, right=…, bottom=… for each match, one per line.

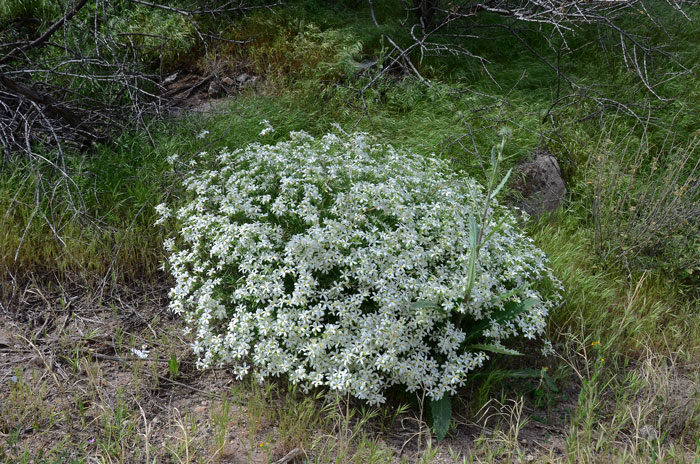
left=587, top=119, right=700, bottom=286
left=1, top=281, right=698, bottom=464
left=0, top=284, right=428, bottom=463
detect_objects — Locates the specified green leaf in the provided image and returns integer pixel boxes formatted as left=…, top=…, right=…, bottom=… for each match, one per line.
left=469, top=344, right=523, bottom=356
left=507, top=368, right=559, bottom=393
left=469, top=215, right=479, bottom=249
left=490, top=168, right=513, bottom=199
left=482, top=214, right=509, bottom=245
left=502, top=368, right=546, bottom=379
left=472, top=368, right=560, bottom=393
left=429, top=395, right=451, bottom=441
left=464, top=215, right=480, bottom=301
left=488, top=285, right=531, bottom=304
left=410, top=300, right=439, bottom=310
left=543, top=373, right=559, bottom=392
left=490, top=144, right=498, bottom=168
left=169, top=354, right=179, bottom=379
left=464, top=297, right=539, bottom=342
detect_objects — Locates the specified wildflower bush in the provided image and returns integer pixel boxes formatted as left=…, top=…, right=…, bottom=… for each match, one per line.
left=158, top=129, right=561, bottom=405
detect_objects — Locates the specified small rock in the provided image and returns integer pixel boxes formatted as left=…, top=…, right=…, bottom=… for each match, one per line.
left=511, top=150, right=566, bottom=216
left=236, top=73, right=250, bottom=83
left=242, top=75, right=259, bottom=89
left=208, top=81, right=222, bottom=98
left=221, top=76, right=234, bottom=86
left=0, top=325, right=14, bottom=347
left=163, top=72, right=179, bottom=85
left=355, top=58, right=379, bottom=70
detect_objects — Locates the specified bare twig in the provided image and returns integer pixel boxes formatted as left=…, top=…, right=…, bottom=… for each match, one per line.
left=271, top=448, right=305, bottom=464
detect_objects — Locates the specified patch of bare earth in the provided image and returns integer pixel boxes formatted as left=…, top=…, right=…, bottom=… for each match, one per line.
left=1, top=284, right=698, bottom=463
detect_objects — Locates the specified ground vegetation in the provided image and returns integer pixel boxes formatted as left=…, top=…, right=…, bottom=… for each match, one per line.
left=1, top=1, right=699, bottom=462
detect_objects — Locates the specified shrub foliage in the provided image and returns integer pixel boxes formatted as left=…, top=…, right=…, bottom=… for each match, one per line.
left=158, top=129, right=561, bottom=404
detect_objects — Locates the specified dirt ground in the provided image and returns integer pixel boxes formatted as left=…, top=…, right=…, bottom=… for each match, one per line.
left=1, top=280, right=592, bottom=464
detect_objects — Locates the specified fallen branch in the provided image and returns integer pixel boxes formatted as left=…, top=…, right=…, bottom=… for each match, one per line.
left=0, top=74, right=99, bottom=141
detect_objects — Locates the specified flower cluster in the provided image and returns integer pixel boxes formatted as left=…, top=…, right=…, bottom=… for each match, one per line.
left=158, top=129, right=561, bottom=404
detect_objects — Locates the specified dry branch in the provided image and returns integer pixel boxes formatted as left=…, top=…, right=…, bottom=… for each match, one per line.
left=0, top=0, right=280, bottom=160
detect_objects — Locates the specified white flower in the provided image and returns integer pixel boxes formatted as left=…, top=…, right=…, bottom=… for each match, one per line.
left=541, top=339, right=555, bottom=357
left=154, top=203, right=171, bottom=225
left=131, top=345, right=150, bottom=359
left=197, top=130, right=210, bottom=139
left=259, top=120, right=275, bottom=136
left=158, top=128, right=562, bottom=404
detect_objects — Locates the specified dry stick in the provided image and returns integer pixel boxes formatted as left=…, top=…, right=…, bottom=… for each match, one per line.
left=91, top=352, right=174, bottom=364
left=398, top=413, right=426, bottom=456
left=357, top=0, right=435, bottom=129
left=0, top=0, right=257, bottom=157
left=0, top=75, right=98, bottom=140
left=384, top=35, right=432, bottom=88
left=404, top=0, right=688, bottom=107
left=353, top=39, right=421, bottom=129
left=271, top=448, right=305, bottom=464
left=128, top=0, right=282, bottom=15
left=87, top=351, right=236, bottom=401
left=137, top=403, right=154, bottom=464
left=15, top=331, right=64, bottom=391
left=126, top=0, right=194, bottom=16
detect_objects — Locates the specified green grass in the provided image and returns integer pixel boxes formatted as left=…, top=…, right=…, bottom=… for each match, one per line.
left=0, top=0, right=58, bottom=23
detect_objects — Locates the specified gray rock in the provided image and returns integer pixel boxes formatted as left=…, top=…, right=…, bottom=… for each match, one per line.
left=511, top=151, right=566, bottom=216
left=242, top=75, right=259, bottom=89
left=0, top=326, right=13, bottom=348
left=162, top=72, right=179, bottom=85
left=234, top=73, right=259, bottom=89
left=352, top=58, right=379, bottom=70
left=221, top=76, right=234, bottom=87
left=207, top=80, right=222, bottom=98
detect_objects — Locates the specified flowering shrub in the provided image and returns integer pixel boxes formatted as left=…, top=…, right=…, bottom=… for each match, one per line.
left=158, top=129, right=561, bottom=405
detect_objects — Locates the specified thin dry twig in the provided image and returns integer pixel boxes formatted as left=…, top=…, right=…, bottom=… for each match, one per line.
left=358, top=0, right=691, bottom=130
left=271, top=447, right=305, bottom=464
